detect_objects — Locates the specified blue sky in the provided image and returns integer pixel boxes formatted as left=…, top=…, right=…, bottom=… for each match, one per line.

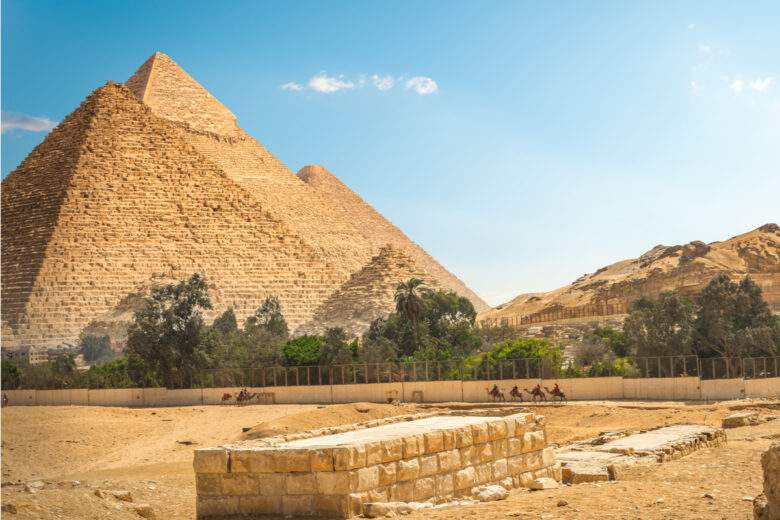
left=2, top=1, right=779, bottom=306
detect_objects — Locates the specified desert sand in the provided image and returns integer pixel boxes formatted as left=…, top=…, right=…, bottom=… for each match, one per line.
left=2, top=400, right=778, bottom=519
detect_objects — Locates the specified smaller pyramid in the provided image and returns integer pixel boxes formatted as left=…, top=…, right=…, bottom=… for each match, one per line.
left=298, top=246, right=437, bottom=337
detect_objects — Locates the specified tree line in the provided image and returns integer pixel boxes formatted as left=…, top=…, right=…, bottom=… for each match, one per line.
left=2, top=273, right=777, bottom=389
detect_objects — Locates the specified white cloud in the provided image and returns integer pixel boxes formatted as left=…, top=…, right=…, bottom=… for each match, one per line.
left=730, top=78, right=745, bottom=93
left=1, top=112, right=57, bottom=134
left=405, top=76, right=439, bottom=95
left=281, top=82, right=303, bottom=92
left=308, top=73, right=354, bottom=93
left=750, top=77, right=773, bottom=92
left=371, top=74, right=395, bottom=91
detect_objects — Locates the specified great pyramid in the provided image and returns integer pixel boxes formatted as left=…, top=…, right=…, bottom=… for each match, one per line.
left=1, top=52, right=486, bottom=348
left=479, top=224, right=780, bottom=328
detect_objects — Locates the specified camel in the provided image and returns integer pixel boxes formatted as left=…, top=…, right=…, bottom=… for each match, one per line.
left=523, top=385, right=546, bottom=402
left=509, top=386, right=524, bottom=402
left=235, top=388, right=258, bottom=405
left=221, top=392, right=233, bottom=403
left=544, top=385, right=567, bottom=403
left=486, top=385, right=505, bottom=402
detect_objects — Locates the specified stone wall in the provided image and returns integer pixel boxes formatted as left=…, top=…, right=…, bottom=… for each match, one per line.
left=193, top=413, right=558, bottom=518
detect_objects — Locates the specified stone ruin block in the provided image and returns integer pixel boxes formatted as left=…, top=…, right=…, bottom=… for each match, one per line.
left=194, top=413, right=558, bottom=518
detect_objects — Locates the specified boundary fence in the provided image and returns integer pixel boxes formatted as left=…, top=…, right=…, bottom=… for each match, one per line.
left=196, top=356, right=777, bottom=388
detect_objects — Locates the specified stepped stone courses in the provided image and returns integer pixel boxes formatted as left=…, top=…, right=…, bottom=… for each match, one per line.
left=2, top=52, right=485, bottom=347
left=193, top=413, right=560, bottom=518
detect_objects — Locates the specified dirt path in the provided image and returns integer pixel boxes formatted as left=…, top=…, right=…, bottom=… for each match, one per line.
left=1, top=400, right=778, bottom=519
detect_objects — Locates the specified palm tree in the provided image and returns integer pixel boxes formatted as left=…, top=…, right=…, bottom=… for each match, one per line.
left=394, top=278, right=427, bottom=348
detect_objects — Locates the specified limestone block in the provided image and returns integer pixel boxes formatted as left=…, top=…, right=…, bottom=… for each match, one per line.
left=396, top=459, right=420, bottom=481
left=541, top=447, right=555, bottom=468
left=238, top=495, right=282, bottom=515
left=523, top=451, right=544, bottom=472
left=283, top=495, right=314, bottom=516
left=193, top=448, right=228, bottom=474
left=286, top=473, right=317, bottom=495
left=459, top=446, right=475, bottom=466
left=476, top=441, right=494, bottom=463
left=196, top=475, right=222, bottom=496
left=528, top=477, right=559, bottom=490
left=474, top=463, right=492, bottom=484
left=228, top=449, right=252, bottom=473
left=378, top=463, right=397, bottom=486
left=367, top=489, right=389, bottom=503
left=442, top=430, right=456, bottom=450
left=365, top=442, right=383, bottom=465
left=402, top=435, right=423, bottom=458
left=438, top=449, right=461, bottom=472
left=221, top=474, right=256, bottom=496
left=454, top=467, right=477, bottom=490
left=508, top=437, right=523, bottom=456
left=419, top=454, right=439, bottom=477
left=509, top=414, right=534, bottom=436
left=414, top=477, right=435, bottom=501
left=257, top=474, right=284, bottom=495
left=389, top=481, right=415, bottom=502
left=197, top=496, right=239, bottom=517
left=492, top=458, right=509, bottom=479
left=316, top=472, right=354, bottom=495
left=276, top=449, right=311, bottom=472
left=353, top=466, right=380, bottom=492
left=562, top=465, right=609, bottom=484
left=380, top=439, right=403, bottom=462
left=424, top=431, right=445, bottom=454
left=492, top=439, right=508, bottom=459
left=507, top=455, right=527, bottom=475
left=334, top=445, right=367, bottom=471
left=311, top=449, right=335, bottom=472
left=722, top=411, right=760, bottom=428
left=522, top=431, right=546, bottom=453
left=472, top=484, right=508, bottom=502
left=755, top=442, right=780, bottom=520
left=471, top=423, right=490, bottom=444
left=435, top=473, right=454, bottom=497
left=488, top=420, right=508, bottom=440
left=313, top=495, right=351, bottom=518
left=455, top=427, right=474, bottom=448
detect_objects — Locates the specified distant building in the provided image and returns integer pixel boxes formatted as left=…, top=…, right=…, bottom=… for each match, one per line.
left=1, top=346, right=50, bottom=365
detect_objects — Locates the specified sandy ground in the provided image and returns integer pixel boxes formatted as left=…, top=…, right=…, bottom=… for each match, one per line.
left=1, top=400, right=778, bottom=519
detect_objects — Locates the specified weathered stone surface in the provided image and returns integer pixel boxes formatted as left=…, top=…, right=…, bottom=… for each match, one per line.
left=754, top=443, right=780, bottom=520
left=528, top=477, right=560, bottom=490
left=193, top=449, right=228, bottom=474
left=723, top=411, right=761, bottom=428
left=472, top=484, right=509, bottom=501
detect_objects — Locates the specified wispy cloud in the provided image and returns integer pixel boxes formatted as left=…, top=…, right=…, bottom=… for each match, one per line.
left=730, top=77, right=773, bottom=94
left=282, top=72, right=438, bottom=95
left=749, top=77, right=773, bottom=92
left=1, top=112, right=57, bottom=134
left=405, top=76, right=439, bottom=95
left=371, top=74, right=395, bottom=91
left=308, top=73, right=354, bottom=93
left=281, top=82, right=303, bottom=92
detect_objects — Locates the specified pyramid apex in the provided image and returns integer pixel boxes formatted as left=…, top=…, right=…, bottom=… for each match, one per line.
left=125, top=52, right=238, bottom=136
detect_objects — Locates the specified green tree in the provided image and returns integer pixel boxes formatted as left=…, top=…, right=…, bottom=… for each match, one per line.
left=394, top=278, right=427, bottom=351
left=245, top=297, right=289, bottom=341
left=583, top=325, right=631, bottom=357
left=1, top=361, right=21, bottom=389
left=79, top=334, right=113, bottom=363
left=693, top=275, right=779, bottom=358
left=623, top=292, right=695, bottom=358
left=212, top=308, right=238, bottom=335
left=126, top=273, right=213, bottom=388
left=84, top=358, right=134, bottom=389
left=283, top=335, right=322, bottom=366
left=319, top=327, right=357, bottom=365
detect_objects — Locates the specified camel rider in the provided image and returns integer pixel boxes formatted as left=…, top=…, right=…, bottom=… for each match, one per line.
left=533, top=383, right=543, bottom=394
left=490, top=384, right=500, bottom=395
left=552, top=383, right=561, bottom=395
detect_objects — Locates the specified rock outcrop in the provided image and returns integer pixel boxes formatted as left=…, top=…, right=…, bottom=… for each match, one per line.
left=479, top=224, right=780, bottom=328
left=754, top=443, right=780, bottom=520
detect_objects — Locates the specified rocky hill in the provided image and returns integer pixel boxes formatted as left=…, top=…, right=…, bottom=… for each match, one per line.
left=478, top=224, right=780, bottom=328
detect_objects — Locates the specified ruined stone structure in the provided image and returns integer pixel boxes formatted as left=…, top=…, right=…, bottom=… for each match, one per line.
left=193, top=412, right=558, bottom=518
left=480, top=224, right=780, bottom=328
left=1, top=52, right=486, bottom=348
